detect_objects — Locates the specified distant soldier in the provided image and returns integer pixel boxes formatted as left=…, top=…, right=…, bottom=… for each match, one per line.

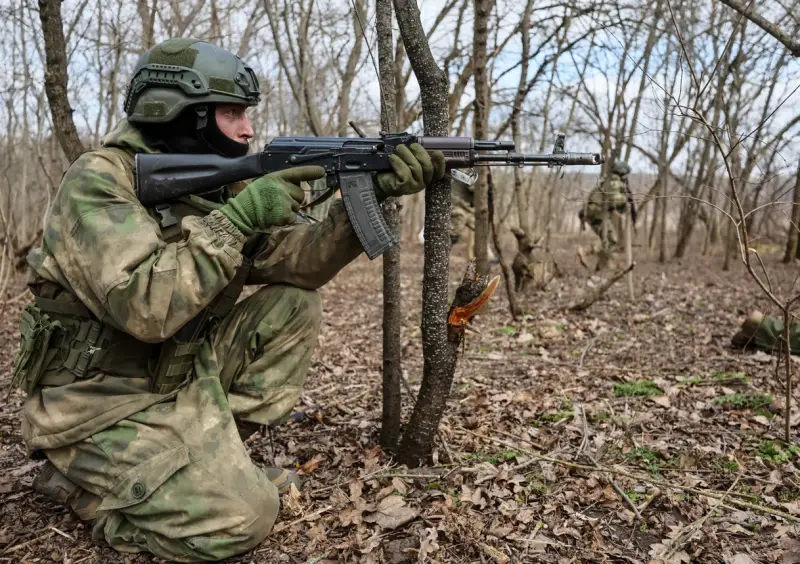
left=450, top=178, right=475, bottom=249
left=579, top=160, right=636, bottom=256
left=732, top=311, right=800, bottom=354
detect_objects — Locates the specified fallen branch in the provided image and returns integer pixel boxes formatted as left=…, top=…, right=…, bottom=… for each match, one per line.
left=568, top=262, right=636, bottom=312
left=660, top=474, right=741, bottom=560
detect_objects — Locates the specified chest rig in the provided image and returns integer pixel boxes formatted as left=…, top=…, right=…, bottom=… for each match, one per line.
left=146, top=190, right=253, bottom=394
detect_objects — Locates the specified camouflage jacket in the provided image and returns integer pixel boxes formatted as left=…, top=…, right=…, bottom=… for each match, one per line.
left=583, top=173, right=629, bottom=219
left=21, top=119, right=362, bottom=452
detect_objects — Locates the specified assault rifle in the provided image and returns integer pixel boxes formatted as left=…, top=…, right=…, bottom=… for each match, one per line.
left=135, top=133, right=603, bottom=259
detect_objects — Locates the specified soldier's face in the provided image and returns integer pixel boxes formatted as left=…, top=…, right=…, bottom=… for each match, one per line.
left=215, top=104, right=254, bottom=143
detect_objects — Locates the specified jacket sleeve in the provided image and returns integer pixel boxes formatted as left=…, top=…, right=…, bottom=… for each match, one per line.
left=57, top=150, right=246, bottom=342
left=246, top=199, right=363, bottom=289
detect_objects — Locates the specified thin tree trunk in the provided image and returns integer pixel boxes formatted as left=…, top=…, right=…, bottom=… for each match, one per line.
left=783, top=162, right=800, bottom=262
left=393, top=0, right=454, bottom=468
left=377, top=0, right=402, bottom=452
left=38, top=0, right=84, bottom=162
left=471, top=0, right=493, bottom=275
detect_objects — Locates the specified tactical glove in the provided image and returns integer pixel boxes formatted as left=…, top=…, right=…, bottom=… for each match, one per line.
left=219, top=166, right=326, bottom=235
left=375, top=143, right=446, bottom=201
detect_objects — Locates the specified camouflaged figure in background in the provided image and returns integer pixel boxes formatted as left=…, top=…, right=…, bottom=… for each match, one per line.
left=14, top=39, right=364, bottom=562
left=580, top=160, right=633, bottom=256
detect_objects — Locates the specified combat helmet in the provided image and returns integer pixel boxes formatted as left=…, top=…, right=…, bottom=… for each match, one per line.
left=611, top=160, right=631, bottom=176
left=124, top=38, right=260, bottom=124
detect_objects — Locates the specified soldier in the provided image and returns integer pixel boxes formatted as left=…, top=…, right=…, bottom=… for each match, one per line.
left=11, top=39, right=445, bottom=561
left=579, top=160, right=635, bottom=258
left=732, top=311, right=800, bottom=354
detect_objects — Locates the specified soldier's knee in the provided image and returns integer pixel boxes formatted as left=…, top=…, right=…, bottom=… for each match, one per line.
left=251, top=284, right=322, bottom=332
left=180, top=483, right=280, bottom=560
left=226, top=486, right=280, bottom=555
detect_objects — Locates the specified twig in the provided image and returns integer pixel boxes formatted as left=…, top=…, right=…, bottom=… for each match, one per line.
left=579, top=337, right=598, bottom=368
left=273, top=505, right=333, bottom=532
left=48, top=526, right=75, bottom=542
left=568, top=262, right=636, bottom=312
left=2, top=531, right=54, bottom=554
left=638, top=487, right=661, bottom=513
left=609, top=478, right=644, bottom=522
left=661, top=474, right=741, bottom=560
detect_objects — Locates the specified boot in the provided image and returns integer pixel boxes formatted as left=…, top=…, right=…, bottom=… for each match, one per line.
left=731, top=311, right=765, bottom=349
left=263, top=467, right=300, bottom=495
left=32, top=461, right=101, bottom=521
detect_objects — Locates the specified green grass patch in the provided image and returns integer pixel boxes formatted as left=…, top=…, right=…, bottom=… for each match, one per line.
left=625, top=490, right=645, bottom=503
left=488, top=450, right=522, bottom=464
left=755, top=407, right=775, bottom=419
left=678, top=376, right=702, bottom=386
left=778, top=487, right=800, bottom=502
left=497, top=326, right=517, bottom=336
left=624, top=446, right=669, bottom=473
left=711, top=371, right=749, bottom=383
left=541, top=410, right=572, bottom=423
left=712, top=458, right=739, bottom=474
left=713, top=393, right=772, bottom=410
left=756, top=440, right=800, bottom=463
left=615, top=380, right=663, bottom=397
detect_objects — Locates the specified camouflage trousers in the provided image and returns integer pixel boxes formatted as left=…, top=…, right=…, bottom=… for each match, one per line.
left=43, top=284, right=322, bottom=562
left=588, top=210, right=625, bottom=253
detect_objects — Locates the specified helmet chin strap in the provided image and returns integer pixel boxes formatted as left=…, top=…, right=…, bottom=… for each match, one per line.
left=193, top=105, right=250, bottom=158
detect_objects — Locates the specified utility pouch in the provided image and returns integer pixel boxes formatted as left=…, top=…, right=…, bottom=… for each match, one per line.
left=10, top=305, right=63, bottom=396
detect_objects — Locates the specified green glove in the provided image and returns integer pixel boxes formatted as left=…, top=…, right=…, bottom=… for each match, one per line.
left=219, top=166, right=326, bottom=235
left=375, top=143, right=446, bottom=201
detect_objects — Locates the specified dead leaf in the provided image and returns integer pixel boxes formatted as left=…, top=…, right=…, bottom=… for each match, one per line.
left=298, top=454, right=324, bottom=474
left=517, top=332, right=534, bottom=344
left=282, top=483, right=304, bottom=518
left=650, top=395, right=671, bottom=408
left=781, top=538, right=800, bottom=563
left=418, top=527, right=440, bottom=561
left=480, top=543, right=509, bottom=563
left=391, top=477, right=407, bottom=494
left=781, top=500, right=800, bottom=516
left=363, top=495, right=418, bottom=530
left=338, top=506, right=363, bottom=527
left=753, top=415, right=771, bottom=426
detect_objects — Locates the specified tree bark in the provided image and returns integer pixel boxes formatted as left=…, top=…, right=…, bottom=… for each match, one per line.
left=376, top=0, right=402, bottom=452
left=393, top=0, right=454, bottom=468
left=38, top=0, right=84, bottom=162
left=783, top=162, right=800, bottom=263
left=471, top=0, right=493, bottom=274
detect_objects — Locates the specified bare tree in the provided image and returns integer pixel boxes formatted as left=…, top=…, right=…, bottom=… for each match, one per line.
left=393, top=0, right=454, bottom=467
left=38, top=0, right=84, bottom=161
left=376, top=0, right=402, bottom=452
left=471, top=0, right=493, bottom=274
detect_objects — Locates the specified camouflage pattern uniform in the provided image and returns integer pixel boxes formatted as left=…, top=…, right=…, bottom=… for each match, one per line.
left=731, top=311, right=800, bottom=354
left=16, top=117, right=363, bottom=561
left=581, top=161, right=631, bottom=253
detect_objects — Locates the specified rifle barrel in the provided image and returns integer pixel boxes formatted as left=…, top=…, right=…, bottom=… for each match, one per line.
left=475, top=152, right=603, bottom=166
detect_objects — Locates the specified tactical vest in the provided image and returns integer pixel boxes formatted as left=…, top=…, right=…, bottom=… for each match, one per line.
left=18, top=147, right=250, bottom=397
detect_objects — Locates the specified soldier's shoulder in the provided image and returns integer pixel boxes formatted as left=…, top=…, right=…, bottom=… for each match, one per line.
left=62, top=147, right=135, bottom=191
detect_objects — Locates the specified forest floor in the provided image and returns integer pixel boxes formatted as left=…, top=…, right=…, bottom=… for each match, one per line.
left=2, top=234, right=800, bottom=563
